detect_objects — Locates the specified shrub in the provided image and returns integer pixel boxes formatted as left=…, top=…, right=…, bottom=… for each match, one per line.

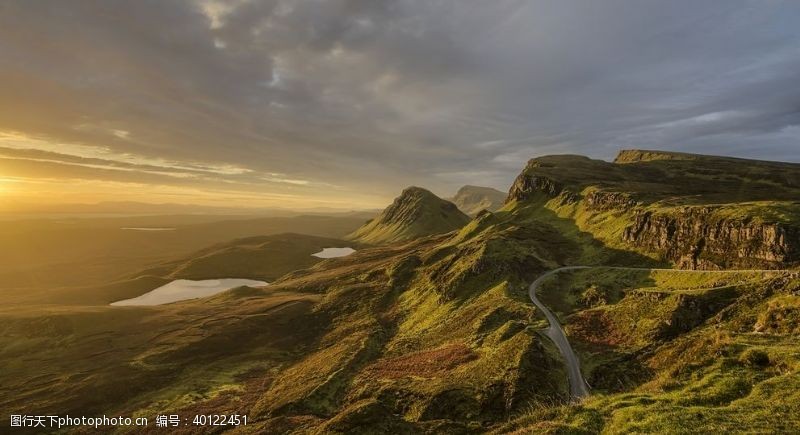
left=580, top=285, right=608, bottom=307
left=739, top=348, right=770, bottom=368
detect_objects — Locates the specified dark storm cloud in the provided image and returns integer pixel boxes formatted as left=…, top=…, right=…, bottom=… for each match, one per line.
left=1, top=0, right=799, bottom=202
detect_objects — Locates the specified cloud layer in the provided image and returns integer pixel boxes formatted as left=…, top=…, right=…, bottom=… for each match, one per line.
left=1, top=0, right=799, bottom=208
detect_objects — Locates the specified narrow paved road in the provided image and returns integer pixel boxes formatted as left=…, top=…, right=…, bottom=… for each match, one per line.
left=529, top=267, right=591, bottom=400
left=528, top=266, right=785, bottom=401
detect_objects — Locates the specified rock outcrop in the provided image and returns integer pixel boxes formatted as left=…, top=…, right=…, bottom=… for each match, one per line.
left=507, top=173, right=565, bottom=202
left=622, top=207, right=800, bottom=269
left=584, top=190, right=639, bottom=211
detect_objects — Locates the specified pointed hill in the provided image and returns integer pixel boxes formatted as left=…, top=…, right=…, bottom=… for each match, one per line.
left=347, top=186, right=470, bottom=245
left=449, top=185, right=506, bottom=215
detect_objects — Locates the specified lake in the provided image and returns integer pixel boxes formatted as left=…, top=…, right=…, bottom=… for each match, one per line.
left=312, top=247, right=356, bottom=258
left=111, top=278, right=268, bottom=306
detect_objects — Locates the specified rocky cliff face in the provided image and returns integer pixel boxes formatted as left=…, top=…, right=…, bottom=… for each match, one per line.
left=584, top=190, right=639, bottom=211
left=507, top=171, right=575, bottom=204
left=623, top=207, right=800, bottom=269
left=614, top=149, right=698, bottom=164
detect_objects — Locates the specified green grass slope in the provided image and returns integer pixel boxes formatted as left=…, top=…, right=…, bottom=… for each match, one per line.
left=497, top=268, right=800, bottom=434
left=347, top=186, right=470, bottom=245
left=1, top=196, right=605, bottom=432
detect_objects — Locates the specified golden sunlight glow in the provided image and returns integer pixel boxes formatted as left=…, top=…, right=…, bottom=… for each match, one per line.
left=0, top=130, right=389, bottom=212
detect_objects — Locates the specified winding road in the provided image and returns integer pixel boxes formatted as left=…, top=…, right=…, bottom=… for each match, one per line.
left=529, top=267, right=591, bottom=400
left=528, top=266, right=786, bottom=401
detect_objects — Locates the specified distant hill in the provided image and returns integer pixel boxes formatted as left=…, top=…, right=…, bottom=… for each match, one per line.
left=143, top=233, right=357, bottom=283
left=347, top=186, right=470, bottom=245
left=0, top=213, right=370, bottom=301
left=449, top=185, right=506, bottom=215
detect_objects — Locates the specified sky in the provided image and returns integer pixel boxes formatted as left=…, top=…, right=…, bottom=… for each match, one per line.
left=1, top=0, right=800, bottom=211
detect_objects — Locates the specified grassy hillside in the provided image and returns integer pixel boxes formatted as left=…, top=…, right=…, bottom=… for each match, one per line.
left=3, top=150, right=800, bottom=433
left=0, top=226, right=568, bottom=432
left=498, top=268, right=800, bottom=433
left=348, top=187, right=470, bottom=245
left=6, top=197, right=797, bottom=432
left=0, top=288, right=323, bottom=425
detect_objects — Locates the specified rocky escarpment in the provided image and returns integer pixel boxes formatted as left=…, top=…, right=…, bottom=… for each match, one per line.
left=614, top=149, right=699, bottom=164
left=623, top=207, right=800, bottom=269
left=584, top=190, right=639, bottom=211
left=507, top=173, right=564, bottom=202
left=506, top=172, right=579, bottom=206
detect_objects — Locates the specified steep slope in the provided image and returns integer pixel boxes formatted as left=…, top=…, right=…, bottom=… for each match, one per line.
left=347, top=186, right=470, bottom=245
left=450, top=185, right=507, bottom=215
left=505, top=150, right=800, bottom=269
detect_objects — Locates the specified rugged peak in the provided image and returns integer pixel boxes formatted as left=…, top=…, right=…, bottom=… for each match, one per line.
left=347, top=186, right=470, bottom=245
left=383, top=186, right=447, bottom=223
left=397, top=186, right=438, bottom=202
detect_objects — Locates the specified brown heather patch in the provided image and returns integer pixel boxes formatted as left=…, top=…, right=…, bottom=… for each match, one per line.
left=364, top=343, right=477, bottom=379
left=568, top=309, right=628, bottom=348
left=132, top=369, right=277, bottom=435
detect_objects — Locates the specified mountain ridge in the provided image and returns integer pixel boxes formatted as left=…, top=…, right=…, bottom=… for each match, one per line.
left=506, top=150, right=800, bottom=269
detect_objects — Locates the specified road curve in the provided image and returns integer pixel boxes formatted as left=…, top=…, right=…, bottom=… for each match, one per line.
left=529, top=267, right=591, bottom=400
left=528, top=266, right=786, bottom=401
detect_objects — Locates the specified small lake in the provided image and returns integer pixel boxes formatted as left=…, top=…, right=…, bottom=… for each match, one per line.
left=312, top=247, right=356, bottom=258
left=111, top=278, right=268, bottom=306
